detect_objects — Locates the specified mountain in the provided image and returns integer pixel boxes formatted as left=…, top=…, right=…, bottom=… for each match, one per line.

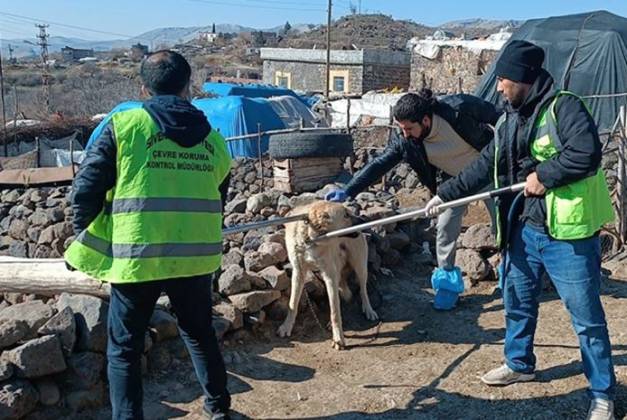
left=440, top=18, right=523, bottom=31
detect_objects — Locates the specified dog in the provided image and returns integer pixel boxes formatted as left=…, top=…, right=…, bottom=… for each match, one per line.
left=277, top=200, right=378, bottom=350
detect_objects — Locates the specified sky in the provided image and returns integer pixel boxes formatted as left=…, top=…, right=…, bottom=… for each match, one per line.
left=0, top=0, right=626, bottom=40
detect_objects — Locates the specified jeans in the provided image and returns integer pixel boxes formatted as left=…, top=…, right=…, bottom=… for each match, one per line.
left=503, top=223, right=615, bottom=400
left=108, top=274, right=230, bottom=420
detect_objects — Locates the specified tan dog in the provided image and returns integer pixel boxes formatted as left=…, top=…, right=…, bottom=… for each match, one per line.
left=277, top=201, right=378, bottom=350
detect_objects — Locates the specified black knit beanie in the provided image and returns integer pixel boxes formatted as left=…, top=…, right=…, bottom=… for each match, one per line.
left=495, top=40, right=545, bottom=84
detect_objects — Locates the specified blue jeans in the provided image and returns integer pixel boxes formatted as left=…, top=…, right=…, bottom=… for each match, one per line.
left=108, top=274, right=230, bottom=420
left=503, top=223, right=615, bottom=400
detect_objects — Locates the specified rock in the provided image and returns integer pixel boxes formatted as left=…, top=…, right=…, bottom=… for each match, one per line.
left=155, top=295, right=172, bottom=311
left=38, top=306, right=76, bottom=354
left=386, top=231, right=411, bottom=250
left=0, top=301, right=55, bottom=339
left=37, top=225, right=57, bottom=245
left=456, top=249, right=489, bottom=285
left=0, top=319, right=29, bottom=349
left=213, top=302, right=244, bottom=330
left=0, top=361, right=13, bottom=382
left=46, top=208, right=65, bottom=224
left=265, top=232, right=286, bottom=247
left=2, top=335, right=66, bottom=378
left=28, top=210, right=51, bottom=228
left=8, top=241, right=29, bottom=258
left=56, top=294, right=108, bottom=353
left=225, top=198, right=248, bottom=214
left=223, top=213, right=247, bottom=227
left=265, top=296, right=289, bottom=321
left=355, top=192, right=377, bottom=202
left=244, top=250, right=275, bottom=272
left=65, top=383, right=105, bottom=412
left=29, top=189, right=47, bottom=203
left=53, top=222, right=74, bottom=243
left=144, top=332, right=153, bottom=354
left=149, top=309, right=179, bottom=342
left=213, top=316, right=231, bottom=341
left=246, top=193, right=273, bottom=214
left=242, top=231, right=263, bottom=252
left=222, top=248, right=243, bottom=267
left=148, top=345, right=172, bottom=371
left=218, top=265, right=252, bottom=296
left=257, top=241, right=288, bottom=264
left=246, top=271, right=267, bottom=289
left=228, top=290, right=281, bottom=313
left=382, top=249, right=402, bottom=267
left=258, top=266, right=290, bottom=291
left=64, top=352, right=105, bottom=391
left=460, top=224, right=495, bottom=251
left=8, top=219, right=28, bottom=240
left=2, top=190, right=20, bottom=203
left=0, top=379, right=39, bottom=419
left=34, top=378, right=60, bottom=406
left=375, top=236, right=391, bottom=254
left=288, top=193, right=318, bottom=208
left=32, top=245, right=52, bottom=259
left=362, top=206, right=395, bottom=220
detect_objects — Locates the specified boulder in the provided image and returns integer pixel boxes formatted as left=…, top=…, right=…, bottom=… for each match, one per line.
left=461, top=224, right=495, bottom=251
left=386, top=231, right=411, bottom=250
left=213, top=316, right=231, bottom=341
left=246, top=193, right=273, bottom=214
left=8, top=241, right=29, bottom=258
left=2, top=335, right=67, bottom=378
left=0, top=360, right=13, bottom=382
left=149, top=309, right=179, bottom=342
left=37, top=225, right=57, bottom=245
left=257, top=241, right=288, bottom=264
left=242, top=231, right=263, bottom=252
left=27, top=210, right=51, bottom=228
left=218, top=265, right=252, bottom=296
left=222, top=248, right=243, bottom=267
left=225, top=198, right=248, bottom=214
left=228, top=290, right=281, bottom=313
left=0, top=301, right=55, bottom=338
left=56, top=293, right=108, bottom=353
left=456, top=249, right=489, bottom=286
left=244, top=251, right=275, bottom=272
left=46, top=208, right=65, bottom=224
left=65, top=383, right=105, bottom=412
left=64, top=352, right=105, bottom=391
left=258, top=266, right=290, bottom=291
left=0, top=380, right=39, bottom=419
left=0, top=319, right=29, bottom=349
left=382, top=249, right=402, bottom=267
left=8, top=219, right=28, bottom=240
left=38, top=306, right=76, bottom=354
left=213, top=302, right=244, bottom=330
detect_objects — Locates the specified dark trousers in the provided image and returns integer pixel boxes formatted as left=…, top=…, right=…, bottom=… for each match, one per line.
left=107, top=274, right=230, bottom=420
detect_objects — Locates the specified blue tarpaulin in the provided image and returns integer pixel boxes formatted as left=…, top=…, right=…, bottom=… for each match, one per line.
left=86, top=95, right=322, bottom=158
left=202, top=82, right=304, bottom=101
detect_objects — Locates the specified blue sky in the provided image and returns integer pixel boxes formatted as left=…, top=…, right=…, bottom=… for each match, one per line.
left=0, top=0, right=626, bottom=40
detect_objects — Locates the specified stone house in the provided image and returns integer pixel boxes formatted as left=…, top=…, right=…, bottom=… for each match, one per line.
left=260, top=48, right=410, bottom=95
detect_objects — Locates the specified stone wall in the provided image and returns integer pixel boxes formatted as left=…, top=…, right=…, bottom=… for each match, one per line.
left=262, top=61, right=363, bottom=94
left=410, top=47, right=498, bottom=94
left=362, top=64, right=410, bottom=92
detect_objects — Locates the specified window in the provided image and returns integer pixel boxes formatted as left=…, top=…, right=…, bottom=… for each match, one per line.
left=275, top=71, right=291, bottom=88
left=333, top=76, right=345, bottom=93
left=329, top=69, right=350, bottom=94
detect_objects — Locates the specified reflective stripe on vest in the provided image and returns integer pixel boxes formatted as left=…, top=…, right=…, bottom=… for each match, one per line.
left=64, top=107, right=231, bottom=283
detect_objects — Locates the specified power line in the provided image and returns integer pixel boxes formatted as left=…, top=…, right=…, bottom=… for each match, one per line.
left=35, top=24, right=51, bottom=114
left=185, top=0, right=325, bottom=12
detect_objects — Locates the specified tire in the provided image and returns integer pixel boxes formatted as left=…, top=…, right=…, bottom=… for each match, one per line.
left=268, top=132, right=353, bottom=159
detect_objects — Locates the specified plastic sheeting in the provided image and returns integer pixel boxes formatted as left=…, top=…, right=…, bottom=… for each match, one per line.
left=475, top=10, right=627, bottom=131
left=202, top=82, right=307, bottom=103
left=409, top=37, right=510, bottom=59
left=0, top=132, right=84, bottom=170
left=329, top=92, right=405, bottom=127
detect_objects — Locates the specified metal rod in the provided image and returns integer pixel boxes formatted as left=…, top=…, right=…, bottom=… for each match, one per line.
left=0, top=48, right=7, bottom=157
left=224, top=126, right=341, bottom=142
left=313, top=182, right=526, bottom=242
left=222, top=213, right=308, bottom=236
left=256, top=122, right=263, bottom=183
left=325, top=0, right=332, bottom=101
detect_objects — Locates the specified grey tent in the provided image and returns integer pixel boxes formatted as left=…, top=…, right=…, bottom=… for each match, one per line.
left=475, top=10, right=627, bottom=131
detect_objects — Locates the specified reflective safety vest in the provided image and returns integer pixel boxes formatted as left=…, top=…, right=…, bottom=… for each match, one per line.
left=65, top=108, right=231, bottom=283
left=494, top=91, right=613, bottom=243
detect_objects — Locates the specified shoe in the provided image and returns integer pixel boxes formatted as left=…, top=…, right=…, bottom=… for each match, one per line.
left=586, top=398, right=615, bottom=420
left=480, top=364, right=535, bottom=386
left=203, top=406, right=231, bottom=420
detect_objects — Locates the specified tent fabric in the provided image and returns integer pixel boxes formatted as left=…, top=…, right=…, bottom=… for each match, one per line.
left=87, top=96, right=324, bottom=158
left=202, top=82, right=306, bottom=102
left=475, top=10, right=627, bottom=131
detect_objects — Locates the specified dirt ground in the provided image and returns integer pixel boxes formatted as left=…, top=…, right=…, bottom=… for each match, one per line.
left=55, top=249, right=627, bottom=420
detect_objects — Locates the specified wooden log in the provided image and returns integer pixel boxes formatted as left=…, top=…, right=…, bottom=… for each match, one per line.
left=0, top=257, right=110, bottom=298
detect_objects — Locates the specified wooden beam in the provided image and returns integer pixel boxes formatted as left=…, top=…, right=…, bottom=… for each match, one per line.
left=0, top=257, right=110, bottom=298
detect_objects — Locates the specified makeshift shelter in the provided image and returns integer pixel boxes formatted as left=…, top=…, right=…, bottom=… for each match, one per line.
left=475, top=10, right=627, bottom=131
left=87, top=96, right=324, bottom=158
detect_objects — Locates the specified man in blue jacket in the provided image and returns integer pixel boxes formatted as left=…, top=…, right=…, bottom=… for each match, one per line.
left=327, top=89, right=499, bottom=310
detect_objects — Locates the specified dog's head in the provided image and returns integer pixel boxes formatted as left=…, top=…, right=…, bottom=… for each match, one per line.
left=305, top=201, right=352, bottom=237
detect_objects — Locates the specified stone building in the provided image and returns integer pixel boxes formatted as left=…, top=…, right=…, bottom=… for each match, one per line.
left=260, top=48, right=410, bottom=95
left=409, top=36, right=508, bottom=94
left=60, top=46, right=94, bottom=62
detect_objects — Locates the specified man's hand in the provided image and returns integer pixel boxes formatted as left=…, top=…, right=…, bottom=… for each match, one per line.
left=325, top=189, right=348, bottom=203
left=425, top=195, right=444, bottom=217
left=524, top=172, right=546, bottom=197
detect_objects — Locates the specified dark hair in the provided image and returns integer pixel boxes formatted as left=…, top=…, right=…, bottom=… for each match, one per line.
left=140, top=50, right=191, bottom=95
left=392, top=88, right=438, bottom=123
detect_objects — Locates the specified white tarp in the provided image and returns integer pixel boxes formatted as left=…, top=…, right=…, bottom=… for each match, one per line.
left=4, top=132, right=85, bottom=168
left=267, top=95, right=328, bottom=128
left=408, top=31, right=511, bottom=59
left=329, top=92, right=405, bottom=128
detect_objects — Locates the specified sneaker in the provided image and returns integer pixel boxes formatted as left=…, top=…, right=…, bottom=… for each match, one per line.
left=480, top=364, right=535, bottom=386
left=202, top=406, right=231, bottom=420
left=586, top=398, right=615, bottom=420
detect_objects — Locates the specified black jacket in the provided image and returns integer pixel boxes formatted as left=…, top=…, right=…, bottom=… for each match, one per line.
left=71, top=95, right=231, bottom=234
left=438, top=70, right=602, bottom=239
left=345, top=94, right=500, bottom=196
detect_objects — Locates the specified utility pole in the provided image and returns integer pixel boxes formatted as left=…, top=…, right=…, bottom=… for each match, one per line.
left=325, top=0, right=332, bottom=101
left=7, top=44, right=15, bottom=64
left=358, top=0, right=362, bottom=14
left=0, top=48, right=8, bottom=157
left=35, top=24, right=51, bottom=114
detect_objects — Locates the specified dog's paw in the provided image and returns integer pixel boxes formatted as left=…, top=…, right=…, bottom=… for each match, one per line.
left=362, top=305, right=379, bottom=321
left=277, top=322, right=293, bottom=338
left=332, top=339, right=346, bottom=350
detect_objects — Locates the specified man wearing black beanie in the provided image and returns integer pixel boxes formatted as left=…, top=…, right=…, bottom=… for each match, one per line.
left=426, top=40, right=616, bottom=420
